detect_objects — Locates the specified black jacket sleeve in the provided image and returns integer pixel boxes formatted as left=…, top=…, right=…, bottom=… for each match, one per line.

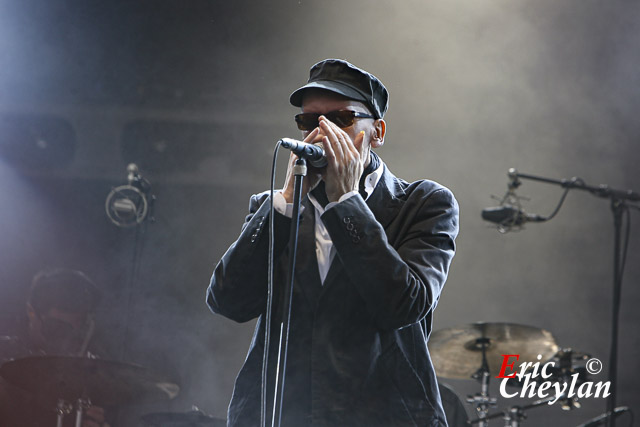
left=206, top=192, right=291, bottom=323
left=320, top=185, right=459, bottom=331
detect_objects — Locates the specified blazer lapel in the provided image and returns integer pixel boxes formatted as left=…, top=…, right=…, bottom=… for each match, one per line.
left=365, top=164, right=405, bottom=229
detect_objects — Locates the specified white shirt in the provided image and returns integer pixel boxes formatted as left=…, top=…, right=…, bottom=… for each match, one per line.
left=273, top=162, right=384, bottom=283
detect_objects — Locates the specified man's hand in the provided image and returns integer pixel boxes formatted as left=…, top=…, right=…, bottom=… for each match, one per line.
left=318, top=116, right=366, bottom=202
left=281, top=127, right=323, bottom=204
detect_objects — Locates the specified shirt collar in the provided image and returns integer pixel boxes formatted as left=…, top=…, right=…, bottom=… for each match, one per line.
left=363, top=161, right=384, bottom=199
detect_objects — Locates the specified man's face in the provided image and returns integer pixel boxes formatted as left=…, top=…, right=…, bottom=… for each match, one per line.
left=27, top=305, right=92, bottom=355
left=300, top=89, right=384, bottom=167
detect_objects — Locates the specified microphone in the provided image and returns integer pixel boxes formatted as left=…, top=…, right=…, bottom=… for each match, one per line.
left=105, top=163, right=154, bottom=228
left=279, top=138, right=327, bottom=168
left=481, top=205, right=546, bottom=227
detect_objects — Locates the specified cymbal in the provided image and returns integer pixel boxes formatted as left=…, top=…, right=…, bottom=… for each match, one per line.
left=429, top=322, right=559, bottom=379
left=0, top=356, right=179, bottom=407
left=505, top=347, right=591, bottom=389
left=141, top=411, right=226, bottom=427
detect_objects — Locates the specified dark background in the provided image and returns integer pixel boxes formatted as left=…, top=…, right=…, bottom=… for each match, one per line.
left=0, top=1, right=638, bottom=425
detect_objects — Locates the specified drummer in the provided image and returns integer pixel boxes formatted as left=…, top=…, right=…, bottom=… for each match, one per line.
left=0, top=268, right=110, bottom=427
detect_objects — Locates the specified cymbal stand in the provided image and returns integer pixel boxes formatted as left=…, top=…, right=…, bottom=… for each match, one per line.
left=504, top=406, right=525, bottom=427
left=467, top=337, right=497, bottom=427
left=504, top=393, right=566, bottom=427
left=53, top=396, right=91, bottom=427
left=55, top=399, right=72, bottom=427
left=74, top=397, right=91, bottom=427
left=469, top=394, right=565, bottom=426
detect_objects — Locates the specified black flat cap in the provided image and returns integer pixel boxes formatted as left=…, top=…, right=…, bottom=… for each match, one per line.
left=290, top=59, right=389, bottom=119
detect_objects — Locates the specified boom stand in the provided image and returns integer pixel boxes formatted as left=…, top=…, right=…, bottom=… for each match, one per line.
left=507, top=169, right=639, bottom=427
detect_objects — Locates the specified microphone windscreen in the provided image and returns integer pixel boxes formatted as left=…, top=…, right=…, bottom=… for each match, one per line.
left=481, top=206, right=518, bottom=224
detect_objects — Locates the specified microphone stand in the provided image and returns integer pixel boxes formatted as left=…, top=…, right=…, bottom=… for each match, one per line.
left=507, top=169, right=639, bottom=427
left=576, top=406, right=630, bottom=427
left=272, top=158, right=306, bottom=427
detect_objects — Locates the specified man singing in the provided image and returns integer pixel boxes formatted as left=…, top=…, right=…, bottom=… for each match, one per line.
left=207, top=59, right=459, bottom=426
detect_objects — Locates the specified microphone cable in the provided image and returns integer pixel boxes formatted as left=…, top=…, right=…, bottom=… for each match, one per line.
left=261, top=140, right=283, bottom=427
left=543, top=177, right=580, bottom=222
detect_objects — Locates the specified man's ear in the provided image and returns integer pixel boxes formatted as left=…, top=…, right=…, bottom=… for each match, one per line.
left=371, top=119, right=386, bottom=148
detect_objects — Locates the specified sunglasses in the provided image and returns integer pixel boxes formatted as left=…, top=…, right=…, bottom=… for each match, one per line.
left=294, top=110, right=374, bottom=131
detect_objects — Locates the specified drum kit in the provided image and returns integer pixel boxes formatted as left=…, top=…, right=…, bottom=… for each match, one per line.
left=0, top=355, right=225, bottom=426
left=429, top=322, right=593, bottom=427
left=0, top=322, right=600, bottom=426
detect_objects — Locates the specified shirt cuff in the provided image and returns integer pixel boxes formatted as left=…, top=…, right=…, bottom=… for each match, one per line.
left=274, top=191, right=294, bottom=218
left=325, top=190, right=359, bottom=211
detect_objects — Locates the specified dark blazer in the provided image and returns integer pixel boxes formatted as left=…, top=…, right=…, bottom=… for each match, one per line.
left=207, top=164, right=459, bottom=427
